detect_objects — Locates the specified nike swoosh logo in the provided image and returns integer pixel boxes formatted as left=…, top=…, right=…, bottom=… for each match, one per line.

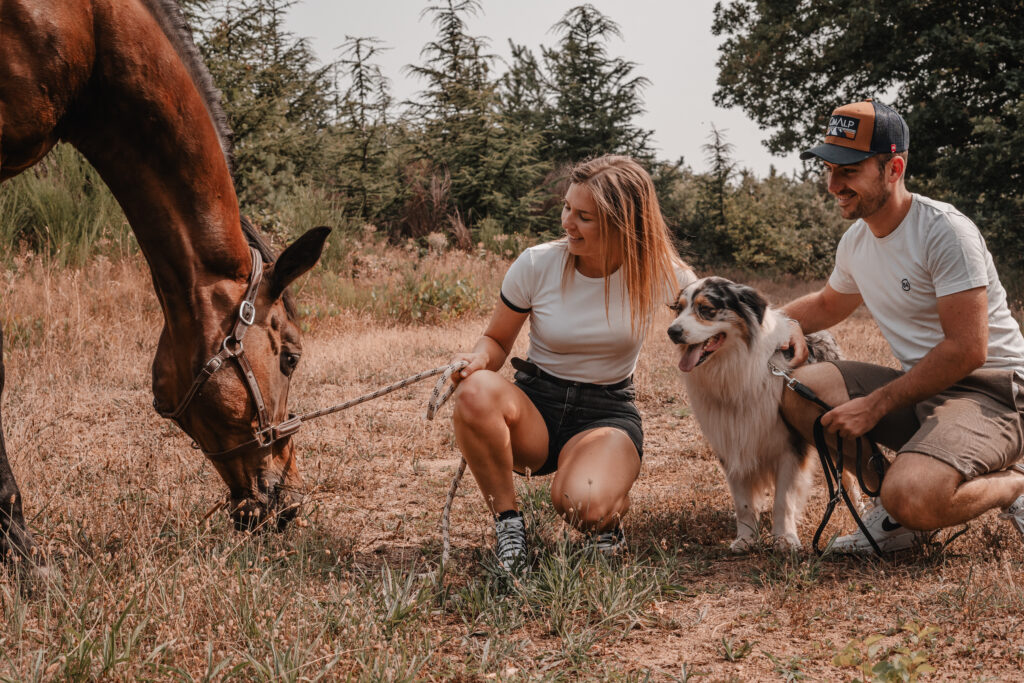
left=881, top=517, right=902, bottom=532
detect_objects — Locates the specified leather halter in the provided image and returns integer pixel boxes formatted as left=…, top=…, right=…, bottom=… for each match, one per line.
left=154, top=247, right=301, bottom=462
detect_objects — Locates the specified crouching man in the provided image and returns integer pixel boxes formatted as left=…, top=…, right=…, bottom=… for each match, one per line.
left=781, top=98, right=1024, bottom=553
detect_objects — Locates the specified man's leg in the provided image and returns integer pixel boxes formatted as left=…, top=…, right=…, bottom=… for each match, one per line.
left=779, top=362, right=885, bottom=490
left=882, top=453, right=1024, bottom=530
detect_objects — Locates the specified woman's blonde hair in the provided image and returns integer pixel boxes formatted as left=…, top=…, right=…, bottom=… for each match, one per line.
left=564, top=154, right=687, bottom=332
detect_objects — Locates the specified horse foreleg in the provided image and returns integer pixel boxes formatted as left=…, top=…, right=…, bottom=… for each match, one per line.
left=0, top=325, right=42, bottom=569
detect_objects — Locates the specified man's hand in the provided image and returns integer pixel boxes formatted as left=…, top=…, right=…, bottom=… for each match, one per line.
left=779, top=318, right=809, bottom=366
left=820, top=396, right=884, bottom=439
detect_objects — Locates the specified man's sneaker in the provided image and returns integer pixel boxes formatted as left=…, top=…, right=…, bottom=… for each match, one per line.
left=587, top=527, right=626, bottom=557
left=831, top=501, right=924, bottom=554
left=494, top=513, right=528, bottom=572
left=999, top=494, right=1024, bottom=542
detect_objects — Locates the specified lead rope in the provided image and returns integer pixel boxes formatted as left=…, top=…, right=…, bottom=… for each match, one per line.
left=291, top=360, right=469, bottom=568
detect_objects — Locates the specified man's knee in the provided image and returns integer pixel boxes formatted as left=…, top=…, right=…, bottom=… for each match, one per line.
left=880, top=454, right=961, bottom=530
left=792, top=362, right=849, bottom=407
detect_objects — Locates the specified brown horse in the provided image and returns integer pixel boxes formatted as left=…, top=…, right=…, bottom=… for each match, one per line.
left=0, top=0, right=329, bottom=568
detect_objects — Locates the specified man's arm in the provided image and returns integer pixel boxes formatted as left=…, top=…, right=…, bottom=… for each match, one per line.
left=820, top=286, right=989, bottom=439
left=781, top=284, right=863, bottom=364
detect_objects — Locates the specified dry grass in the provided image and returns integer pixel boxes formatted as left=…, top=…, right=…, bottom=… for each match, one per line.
left=2, top=247, right=1024, bottom=681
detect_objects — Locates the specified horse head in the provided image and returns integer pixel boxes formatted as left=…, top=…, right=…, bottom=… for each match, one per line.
left=153, top=226, right=331, bottom=531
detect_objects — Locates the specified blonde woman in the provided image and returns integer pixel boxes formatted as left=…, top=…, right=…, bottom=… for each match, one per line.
left=450, top=155, right=696, bottom=570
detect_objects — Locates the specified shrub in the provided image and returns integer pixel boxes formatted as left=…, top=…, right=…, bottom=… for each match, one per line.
left=0, top=144, right=132, bottom=266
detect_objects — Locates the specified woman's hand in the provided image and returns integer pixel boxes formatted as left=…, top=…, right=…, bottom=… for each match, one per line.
left=451, top=351, right=489, bottom=384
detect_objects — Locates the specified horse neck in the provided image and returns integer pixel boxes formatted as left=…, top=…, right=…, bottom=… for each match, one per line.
left=69, top=0, right=251, bottom=327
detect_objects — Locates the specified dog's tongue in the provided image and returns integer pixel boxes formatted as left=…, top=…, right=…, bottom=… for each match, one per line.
left=678, top=343, right=704, bottom=373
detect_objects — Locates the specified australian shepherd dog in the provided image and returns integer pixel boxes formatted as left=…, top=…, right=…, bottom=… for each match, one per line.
left=667, top=276, right=845, bottom=552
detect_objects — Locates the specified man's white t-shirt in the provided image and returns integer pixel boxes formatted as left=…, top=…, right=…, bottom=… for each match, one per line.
left=828, top=194, right=1024, bottom=373
left=501, top=241, right=696, bottom=385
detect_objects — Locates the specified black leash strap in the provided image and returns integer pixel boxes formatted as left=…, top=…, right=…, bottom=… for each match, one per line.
left=769, top=361, right=888, bottom=558
left=811, top=416, right=886, bottom=557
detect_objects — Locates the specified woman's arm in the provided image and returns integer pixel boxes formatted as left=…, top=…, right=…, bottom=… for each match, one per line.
left=453, top=300, right=529, bottom=380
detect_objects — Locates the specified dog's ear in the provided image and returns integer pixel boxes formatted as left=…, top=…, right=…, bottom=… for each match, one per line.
left=736, top=285, right=768, bottom=325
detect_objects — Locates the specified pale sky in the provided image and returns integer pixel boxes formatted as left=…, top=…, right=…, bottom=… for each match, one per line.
left=284, top=0, right=804, bottom=177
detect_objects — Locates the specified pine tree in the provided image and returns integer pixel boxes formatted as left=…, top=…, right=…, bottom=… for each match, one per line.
left=192, top=0, right=336, bottom=210
left=405, top=0, right=546, bottom=239
left=693, top=125, right=736, bottom=266
left=541, top=4, right=653, bottom=162
left=331, top=36, right=396, bottom=224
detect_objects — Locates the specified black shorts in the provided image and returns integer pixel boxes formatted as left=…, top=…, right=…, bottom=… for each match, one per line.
left=511, top=359, right=644, bottom=477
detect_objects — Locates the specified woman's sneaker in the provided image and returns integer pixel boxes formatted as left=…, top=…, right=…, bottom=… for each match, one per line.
left=999, top=494, right=1024, bottom=542
left=494, top=512, right=528, bottom=572
left=831, top=500, right=924, bottom=553
left=587, top=527, right=626, bottom=557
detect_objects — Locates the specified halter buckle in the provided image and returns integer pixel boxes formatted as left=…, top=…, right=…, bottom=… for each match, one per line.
left=239, top=300, right=256, bottom=326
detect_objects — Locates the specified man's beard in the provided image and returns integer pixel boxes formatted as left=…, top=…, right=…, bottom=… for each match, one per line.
left=844, top=172, right=891, bottom=220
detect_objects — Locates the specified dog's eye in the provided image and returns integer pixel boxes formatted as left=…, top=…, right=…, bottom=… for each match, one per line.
left=697, top=305, right=717, bottom=319
left=668, top=302, right=683, bottom=314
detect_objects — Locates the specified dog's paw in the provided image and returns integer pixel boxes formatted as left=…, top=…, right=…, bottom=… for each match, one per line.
left=772, top=534, right=802, bottom=552
left=729, top=537, right=756, bottom=554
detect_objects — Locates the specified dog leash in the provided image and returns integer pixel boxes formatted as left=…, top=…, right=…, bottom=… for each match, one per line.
left=768, top=360, right=888, bottom=557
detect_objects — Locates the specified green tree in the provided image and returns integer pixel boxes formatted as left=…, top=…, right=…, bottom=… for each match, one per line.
left=405, top=0, right=546, bottom=239
left=193, top=0, right=336, bottom=210
left=540, top=4, right=653, bottom=162
left=331, top=36, right=398, bottom=225
left=692, top=126, right=736, bottom=267
left=712, top=0, right=1024, bottom=267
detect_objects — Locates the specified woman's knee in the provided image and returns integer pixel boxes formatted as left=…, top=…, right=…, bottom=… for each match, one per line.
left=551, top=480, right=628, bottom=530
left=452, top=371, right=505, bottom=424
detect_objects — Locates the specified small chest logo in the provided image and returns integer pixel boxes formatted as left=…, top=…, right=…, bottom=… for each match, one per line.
left=827, top=115, right=860, bottom=140
left=901, top=278, right=911, bottom=292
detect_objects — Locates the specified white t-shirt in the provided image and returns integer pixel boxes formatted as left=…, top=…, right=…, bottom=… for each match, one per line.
left=501, top=240, right=696, bottom=384
left=828, top=194, right=1024, bottom=372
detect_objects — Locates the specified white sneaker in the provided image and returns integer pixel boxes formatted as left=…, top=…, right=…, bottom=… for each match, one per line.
left=830, top=501, right=925, bottom=554
left=999, top=494, right=1024, bottom=542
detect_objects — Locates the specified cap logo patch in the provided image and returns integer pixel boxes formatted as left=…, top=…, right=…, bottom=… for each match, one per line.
left=891, top=143, right=897, bottom=152
left=827, top=115, right=860, bottom=140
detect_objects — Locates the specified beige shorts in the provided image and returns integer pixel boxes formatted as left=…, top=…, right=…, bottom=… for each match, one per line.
left=832, top=361, right=1024, bottom=480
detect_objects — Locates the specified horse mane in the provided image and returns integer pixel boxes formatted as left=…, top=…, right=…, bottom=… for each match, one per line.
left=140, top=0, right=234, bottom=171
left=142, top=1, right=298, bottom=318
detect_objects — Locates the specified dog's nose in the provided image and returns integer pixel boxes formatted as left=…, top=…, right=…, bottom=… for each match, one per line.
left=667, top=324, right=685, bottom=344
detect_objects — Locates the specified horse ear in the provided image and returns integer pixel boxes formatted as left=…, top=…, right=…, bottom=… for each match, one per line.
left=737, top=284, right=768, bottom=325
left=267, top=226, right=331, bottom=301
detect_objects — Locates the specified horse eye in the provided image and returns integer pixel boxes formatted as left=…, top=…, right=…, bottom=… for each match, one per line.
left=281, top=352, right=300, bottom=376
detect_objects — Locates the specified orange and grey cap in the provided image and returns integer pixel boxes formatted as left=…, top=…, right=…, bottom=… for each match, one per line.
left=800, top=99, right=909, bottom=165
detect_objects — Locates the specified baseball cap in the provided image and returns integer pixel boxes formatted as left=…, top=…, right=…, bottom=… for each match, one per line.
left=800, top=98, right=909, bottom=165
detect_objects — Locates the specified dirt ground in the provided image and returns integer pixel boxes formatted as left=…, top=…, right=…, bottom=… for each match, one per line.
left=2, top=254, right=1023, bottom=681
